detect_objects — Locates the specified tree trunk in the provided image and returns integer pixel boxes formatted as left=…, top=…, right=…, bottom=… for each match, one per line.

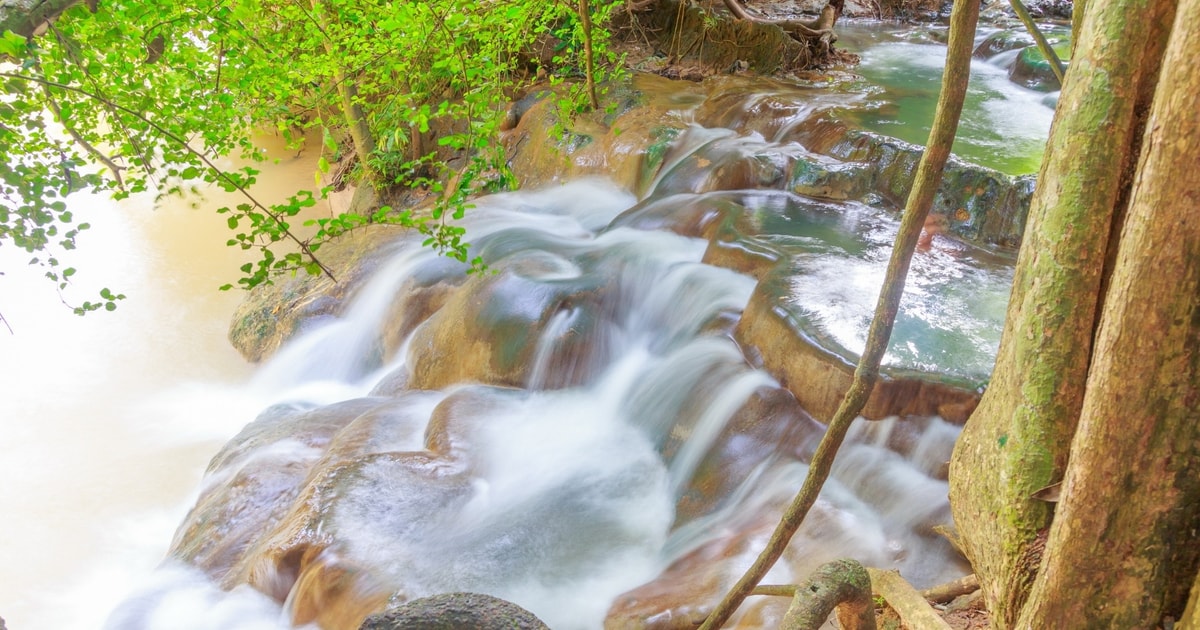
left=1015, top=0, right=1200, bottom=623
left=1185, top=569, right=1200, bottom=627
left=336, top=69, right=377, bottom=184
left=313, top=0, right=377, bottom=185
left=947, top=0, right=1179, bottom=622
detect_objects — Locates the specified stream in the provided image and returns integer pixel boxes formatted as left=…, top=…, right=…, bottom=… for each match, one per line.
left=0, top=22, right=1056, bottom=630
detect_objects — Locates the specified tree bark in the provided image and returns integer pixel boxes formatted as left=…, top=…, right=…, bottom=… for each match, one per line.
left=1015, top=0, right=1200, bottom=623
left=0, top=0, right=82, bottom=40
left=1185, top=569, right=1200, bottom=628
left=946, top=0, right=1176, bottom=621
left=780, top=560, right=875, bottom=630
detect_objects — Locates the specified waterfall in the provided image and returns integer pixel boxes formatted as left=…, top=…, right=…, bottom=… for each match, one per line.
left=101, top=178, right=974, bottom=630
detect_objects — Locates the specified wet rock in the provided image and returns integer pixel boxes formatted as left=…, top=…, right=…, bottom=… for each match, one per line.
left=227, top=185, right=381, bottom=362
left=360, top=592, right=550, bottom=630
left=606, top=475, right=901, bottom=629
left=502, top=80, right=661, bottom=192
left=973, top=28, right=1037, bottom=59
left=709, top=191, right=1007, bottom=423
left=406, top=251, right=612, bottom=390
left=735, top=269, right=984, bottom=424
left=786, top=117, right=1034, bottom=249
left=1008, top=45, right=1065, bottom=92
left=170, top=379, right=671, bottom=629
left=228, top=230, right=388, bottom=363
left=673, top=385, right=826, bottom=525
left=974, top=28, right=1072, bottom=92
left=169, top=398, right=386, bottom=580
left=501, top=73, right=1035, bottom=251
left=1019, top=0, right=1073, bottom=19
left=610, top=193, right=739, bottom=240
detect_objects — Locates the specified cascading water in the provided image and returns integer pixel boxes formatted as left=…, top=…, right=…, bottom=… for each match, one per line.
left=0, top=21, right=1052, bottom=630
left=838, top=24, right=1059, bottom=175
left=104, top=172, right=978, bottom=629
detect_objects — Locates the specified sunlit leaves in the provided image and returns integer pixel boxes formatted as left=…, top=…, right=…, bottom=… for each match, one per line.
left=2, top=0, right=624, bottom=308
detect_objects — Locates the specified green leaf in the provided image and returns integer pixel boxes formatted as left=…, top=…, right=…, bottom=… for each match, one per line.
left=0, top=30, right=27, bottom=59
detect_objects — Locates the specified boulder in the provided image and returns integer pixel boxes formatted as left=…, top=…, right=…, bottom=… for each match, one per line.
left=360, top=592, right=549, bottom=630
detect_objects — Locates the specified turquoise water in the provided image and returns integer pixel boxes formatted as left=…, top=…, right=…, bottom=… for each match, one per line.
left=838, top=25, right=1059, bottom=175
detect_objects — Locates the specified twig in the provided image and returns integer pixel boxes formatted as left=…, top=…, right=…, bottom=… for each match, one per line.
left=2, top=71, right=337, bottom=282
left=38, top=80, right=125, bottom=188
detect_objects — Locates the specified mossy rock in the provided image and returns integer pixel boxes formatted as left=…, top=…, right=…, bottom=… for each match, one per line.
left=361, top=593, right=549, bottom=630
left=1009, top=45, right=1068, bottom=92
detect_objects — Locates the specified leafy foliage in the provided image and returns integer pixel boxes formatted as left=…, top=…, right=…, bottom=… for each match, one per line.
left=1, top=0, right=624, bottom=308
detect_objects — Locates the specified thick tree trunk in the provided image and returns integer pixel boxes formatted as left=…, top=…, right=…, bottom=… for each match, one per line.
left=1015, top=0, right=1200, bottom=624
left=946, top=0, right=1176, bottom=622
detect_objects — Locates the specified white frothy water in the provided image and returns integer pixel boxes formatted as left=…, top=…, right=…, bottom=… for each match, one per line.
left=0, top=34, right=1038, bottom=623
left=784, top=201, right=1012, bottom=381
left=0, top=136, right=325, bottom=630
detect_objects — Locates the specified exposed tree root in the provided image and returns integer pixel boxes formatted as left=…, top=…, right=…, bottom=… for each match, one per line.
left=921, top=573, right=981, bottom=604
left=749, top=560, right=875, bottom=630
left=720, top=0, right=846, bottom=63
left=869, top=568, right=953, bottom=630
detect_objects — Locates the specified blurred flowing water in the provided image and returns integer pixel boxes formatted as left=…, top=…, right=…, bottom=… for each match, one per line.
left=103, top=176, right=986, bottom=629
left=0, top=23, right=1049, bottom=630
left=838, top=24, right=1058, bottom=175
left=0, top=139, right=325, bottom=629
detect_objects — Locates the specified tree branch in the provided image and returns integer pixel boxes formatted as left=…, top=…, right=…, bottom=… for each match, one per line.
left=37, top=74, right=125, bottom=188
left=0, top=70, right=337, bottom=283
left=782, top=560, right=875, bottom=630
left=697, top=0, right=981, bottom=625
